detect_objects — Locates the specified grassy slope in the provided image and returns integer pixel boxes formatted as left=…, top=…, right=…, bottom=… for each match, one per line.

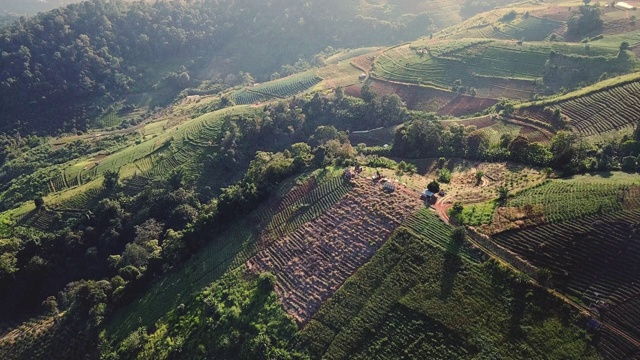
left=373, top=38, right=628, bottom=88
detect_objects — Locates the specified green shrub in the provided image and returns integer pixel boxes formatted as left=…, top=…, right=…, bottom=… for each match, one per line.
left=438, top=168, right=452, bottom=183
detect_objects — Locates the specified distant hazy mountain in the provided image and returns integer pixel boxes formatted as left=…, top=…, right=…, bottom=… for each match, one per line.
left=0, top=0, right=86, bottom=15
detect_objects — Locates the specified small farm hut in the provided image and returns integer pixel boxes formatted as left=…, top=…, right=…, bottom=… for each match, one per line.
left=421, top=190, right=435, bottom=201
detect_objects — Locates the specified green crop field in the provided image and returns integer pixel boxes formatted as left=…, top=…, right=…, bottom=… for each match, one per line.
left=229, top=89, right=269, bottom=105
left=475, top=121, right=522, bottom=144
left=448, top=15, right=563, bottom=41
left=2, top=106, right=255, bottom=232
left=373, top=45, right=472, bottom=88
left=456, top=201, right=498, bottom=226
left=508, top=178, right=640, bottom=223
left=373, top=39, right=626, bottom=93
left=324, top=47, right=379, bottom=64
left=98, top=106, right=252, bottom=183
left=89, top=111, right=123, bottom=129
left=230, top=72, right=322, bottom=105
left=295, top=214, right=599, bottom=359
left=591, top=30, right=640, bottom=51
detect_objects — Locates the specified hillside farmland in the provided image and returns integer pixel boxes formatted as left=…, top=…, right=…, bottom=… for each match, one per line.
left=248, top=175, right=423, bottom=324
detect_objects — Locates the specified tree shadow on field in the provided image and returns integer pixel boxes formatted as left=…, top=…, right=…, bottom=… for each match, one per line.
left=507, top=283, right=527, bottom=339
left=440, top=241, right=463, bottom=300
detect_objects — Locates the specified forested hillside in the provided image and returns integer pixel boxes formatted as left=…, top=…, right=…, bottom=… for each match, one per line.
left=0, top=0, right=441, bottom=134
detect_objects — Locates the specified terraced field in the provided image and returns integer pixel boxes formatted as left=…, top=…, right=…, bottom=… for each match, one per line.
left=58, top=106, right=252, bottom=196
left=296, top=213, right=601, bottom=359
left=230, top=72, right=322, bottom=105
left=48, top=186, right=105, bottom=213
left=373, top=39, right=622, bottom=98
left=437, top=95, right=498, bottom=116
left=373, top=46, right=472, bottom=88
left=442, top=115, right=496, bottom=130
left=89, top=111, right=122, bottom=129
left=229, top=89, right=268, bottom=105
left=247, top=176, right=423, bottom=324
left=461, top=117, right=550, bottom=144
left=324, top=47, right=379, bottom=65
left=492, top=209, right=640, bottom=357
left=448, top=15, right=563, bottom=41
left=474, top=121, right=522, bottom=144
left=15, top=210, right=62, bottom=232
left=444, top=114, right=552, bottom=143
left=0, top=314, right=94, bottom=360
left=345, top=79, right=457, bottom=112
left=516, top=79, right=640, bottom=136
left=508, top=180, right=640, bottom=224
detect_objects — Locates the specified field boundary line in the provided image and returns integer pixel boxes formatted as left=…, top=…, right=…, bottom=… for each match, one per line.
left=464, top=227, right=640, bottom=350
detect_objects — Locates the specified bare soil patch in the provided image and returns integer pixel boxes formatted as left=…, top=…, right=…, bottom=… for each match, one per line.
left=247, top=176, right=423, bottom=325
left=437, top=95, right=499, bottom=117
left=351, top=54, right=376, bottom=73
left=475, top=77, right=536, bottom=100
left=346, top=79, right=456, bottom=112
left=603, top=18, right=640, bottom=35
left=443, top=115, right=495, bottom=130
left=477, top=204, right=545, bottom=235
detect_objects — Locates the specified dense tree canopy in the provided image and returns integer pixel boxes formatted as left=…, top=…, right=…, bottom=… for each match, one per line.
left=0, top=0, right=436, bottom=134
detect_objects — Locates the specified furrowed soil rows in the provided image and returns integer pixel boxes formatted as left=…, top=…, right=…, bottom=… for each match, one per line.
left=508, top=181, right=640, bottom=223
left=437, top=95, right=499, bottom=117
left=247, top=176, right=423, bottom=325
left=493, top=209, right=640, bottom=342
left=518, top=125, right=550, bottom=143
left=516, top=80, right=640, bottom=136
left=442, top=115, right=495, bottom=130
left=345, top=79, right=456, bottom=112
